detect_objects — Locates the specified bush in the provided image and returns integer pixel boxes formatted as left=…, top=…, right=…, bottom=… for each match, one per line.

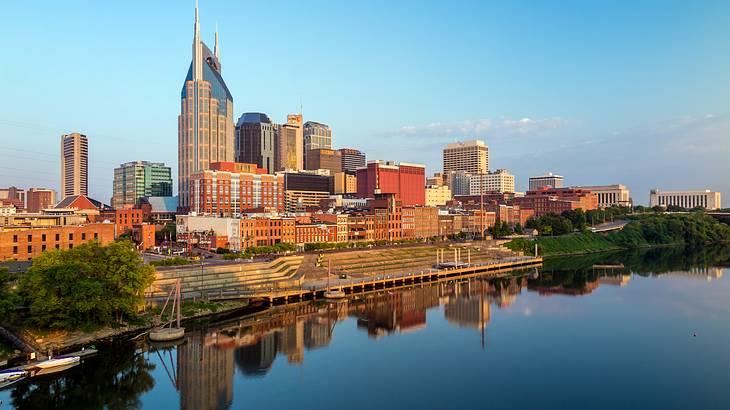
left=150, top=256, right=193, bottom=267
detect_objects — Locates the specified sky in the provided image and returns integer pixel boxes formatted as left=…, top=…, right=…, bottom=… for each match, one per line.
left=0, top=0, right=729, bottom=205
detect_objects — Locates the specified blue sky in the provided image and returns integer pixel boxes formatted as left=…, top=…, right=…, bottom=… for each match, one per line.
left=1, top=0, right=729, bottom=204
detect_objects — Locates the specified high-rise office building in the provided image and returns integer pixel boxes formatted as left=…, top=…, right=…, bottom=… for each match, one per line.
left=60, top=133, right=88, bottom=200
left=303, top=121, right=332, bottom=168
left=443, top=140, right=489, bottom=174
left=235, top=113, right=277, bottom=174
left=178, top=3, right=235, bottom=209
left=306, top=148, right=342, bottom=174
left=26, top=188, right=56, bottom=213
left=469, top=169, right=515, bottom=194
left=112, top=161, right=172, bottom=209
left=529, top=173, right=564, bottom=191
left=338, top=148, right=366, bottom=174
left=445, top=171, right=472, bottom=196
left=277, top=114, right=303, bottom=171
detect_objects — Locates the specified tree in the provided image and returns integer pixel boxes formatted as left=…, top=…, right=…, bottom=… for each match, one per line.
left=0, top=267, right=18, bottom=321
left=19, top=240, right=155, bottom=329
left=514, top=222, right=524, bottom=235
left=562, top=209, right=587, bottom=231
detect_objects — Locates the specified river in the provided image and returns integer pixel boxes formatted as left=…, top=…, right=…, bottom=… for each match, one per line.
left=2, top=245, right=730, bottom=409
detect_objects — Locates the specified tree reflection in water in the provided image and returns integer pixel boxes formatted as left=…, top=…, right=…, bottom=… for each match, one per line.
left=10, top=343, right=155, bottom=410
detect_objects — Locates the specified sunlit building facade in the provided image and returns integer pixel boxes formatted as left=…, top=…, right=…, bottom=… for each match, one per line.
left=178, top=3, right=235, bottom=209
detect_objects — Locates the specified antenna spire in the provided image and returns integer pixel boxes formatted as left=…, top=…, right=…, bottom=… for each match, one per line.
left=192, top=0, right=202, bottom=80
left=214, top=22, right=220, bottom=61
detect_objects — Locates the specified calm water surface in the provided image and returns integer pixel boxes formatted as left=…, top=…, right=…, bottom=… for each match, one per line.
left=2, top=246, right=730, bottom=409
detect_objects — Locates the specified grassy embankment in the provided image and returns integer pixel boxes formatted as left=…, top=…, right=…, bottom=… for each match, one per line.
left=506, top=213, right=730, bottom=257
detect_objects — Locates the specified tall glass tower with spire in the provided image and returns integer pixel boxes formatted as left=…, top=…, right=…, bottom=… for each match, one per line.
left=178, top=1, right=234, bottom=210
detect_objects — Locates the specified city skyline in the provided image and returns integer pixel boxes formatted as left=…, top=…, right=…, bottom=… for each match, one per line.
left=1, top=1, right=729, bottom=203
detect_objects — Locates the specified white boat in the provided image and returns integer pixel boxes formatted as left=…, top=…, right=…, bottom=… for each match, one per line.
left=324, top=289, right=346, bottom=299
left=149, top=326, right=185, bottom=342
left=149, top=278, right=185, bottom=342
left=0, top=369, right=26, bottom=383
left=34, top=355, right=80, bottom=369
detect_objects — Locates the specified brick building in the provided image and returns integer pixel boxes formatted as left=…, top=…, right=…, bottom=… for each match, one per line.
left=356, top=161, right=425, bottom=206
left=296, top=223, right=338, bottom=245
left=0, top=223, right=115, bottom=261
left=515, top=188, right=597, bottom=217
left=26, top=188, right=56, bottom=213
left=189, top=162, right=284, bottom=216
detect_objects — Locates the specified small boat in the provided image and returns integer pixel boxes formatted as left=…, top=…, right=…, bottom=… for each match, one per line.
left=0, top=369, right=26, bottom=383
left=324, top=289, right=346, bottom=299
left=323, top=259, right=347, bottom=300
left=149, top=326, right=185, bottom=342
left=34, top=355, right=80, bottom=369
left=33, top=362, right=79, bottom=376
left=149, top=278, right=185, bottom=342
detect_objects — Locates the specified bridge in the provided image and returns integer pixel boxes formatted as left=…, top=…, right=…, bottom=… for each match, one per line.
left=589, top=220, right=629, bottom=233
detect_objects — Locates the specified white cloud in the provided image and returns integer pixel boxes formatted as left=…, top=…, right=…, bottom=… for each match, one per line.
left=380, top=116, right=574, bottom=141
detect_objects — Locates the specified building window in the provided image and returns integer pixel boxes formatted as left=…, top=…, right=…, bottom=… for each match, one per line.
left=82, top=233, right=86, bottom=240
left=55, top=233, right=60, bottom=241
left=27, top=234, right=32, bottom=242
left=69, top=233, right=74, bottom=241
left=94, top=233, right=98, bottom=240
left=42, top=244, right=46, bottom=251
left=12, top=246, right=17, bottom=254
left=55, top=244, right=60, bottom=249
left=13, top=235, right=18, bottom=243
left=42, top=234, right=46, bottom=242
left=69, top=244, right=73, bottom=249
left=27, top=245, right=32, bottom=253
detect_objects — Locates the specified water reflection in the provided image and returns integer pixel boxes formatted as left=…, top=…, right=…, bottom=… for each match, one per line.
left=3, top=245, right=730, bottom=409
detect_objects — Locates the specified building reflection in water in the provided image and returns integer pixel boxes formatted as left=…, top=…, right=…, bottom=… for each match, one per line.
left=178, top=330, right=235, bottom=410
left=168, top=274, right=579, bottom=409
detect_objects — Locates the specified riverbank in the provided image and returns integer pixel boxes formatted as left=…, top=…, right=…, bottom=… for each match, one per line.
left=0, top=299, right=254, bottom=367
left=505, top=213, right=730, bottom=257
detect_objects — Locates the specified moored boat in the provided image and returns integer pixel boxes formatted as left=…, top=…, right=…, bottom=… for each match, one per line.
left=149, top=326, right=185, bottom=342
left=0, top=369, right=26, bottom=383
left=34, top=355, right=80, bottom=369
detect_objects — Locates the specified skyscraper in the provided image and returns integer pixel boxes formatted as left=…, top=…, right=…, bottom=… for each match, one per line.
left=443, top=140, right=489, bottom=174
left=112, top=161, right=172, bottom=209
left=235, top=113, right=277, bottom=174
left=178, top=2, right=234, bottom=210
left=303, top=121, right=332, bottom=168
left=338, top=148, right=366, bottom=174
left=277, top=114, right=303, bottom=171
left=60, top=133, right=88, bottom=200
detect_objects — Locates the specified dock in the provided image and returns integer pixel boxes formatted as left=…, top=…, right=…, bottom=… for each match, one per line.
left=205, top=256, right=542, bottom=305
left=2, top=348, right=98, bottom=373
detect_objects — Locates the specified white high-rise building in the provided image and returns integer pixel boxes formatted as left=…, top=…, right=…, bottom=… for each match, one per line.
left=443, top=140, right=489, bottom=174
left=470, top=169, right=515, bottom=194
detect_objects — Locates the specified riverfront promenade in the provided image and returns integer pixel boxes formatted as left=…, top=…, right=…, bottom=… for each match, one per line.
left=145, top=241, right=542, bottom=305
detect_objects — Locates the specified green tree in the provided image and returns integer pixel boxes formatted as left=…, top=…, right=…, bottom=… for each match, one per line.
left=19, top=240, right=155, bottom=329
left=0, top=267, right=18, bottom=321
